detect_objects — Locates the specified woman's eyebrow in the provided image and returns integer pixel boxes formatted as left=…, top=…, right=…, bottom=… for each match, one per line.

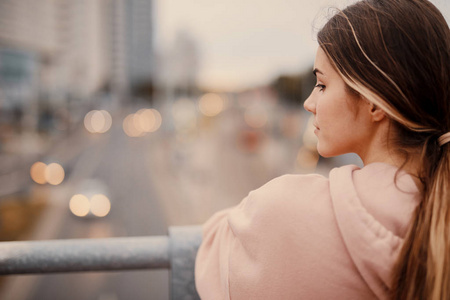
left=312, top=68, right=324, bottom=76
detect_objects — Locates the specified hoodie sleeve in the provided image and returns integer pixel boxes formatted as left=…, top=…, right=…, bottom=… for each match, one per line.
left=195, top=174, right=360, bottom=300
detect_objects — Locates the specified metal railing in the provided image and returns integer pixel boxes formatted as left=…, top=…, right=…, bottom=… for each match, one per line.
left=0, top=225, right=202, bottom=300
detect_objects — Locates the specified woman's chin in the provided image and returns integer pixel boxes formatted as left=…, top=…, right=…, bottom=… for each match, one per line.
left=316, top=145, right=337, bottom=158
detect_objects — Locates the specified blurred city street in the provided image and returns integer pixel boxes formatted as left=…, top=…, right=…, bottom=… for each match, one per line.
left=0, top=92, right=332, bottom=300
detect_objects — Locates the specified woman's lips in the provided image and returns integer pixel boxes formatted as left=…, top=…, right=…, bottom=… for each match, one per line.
left=313, top=123, right=319, bottom=134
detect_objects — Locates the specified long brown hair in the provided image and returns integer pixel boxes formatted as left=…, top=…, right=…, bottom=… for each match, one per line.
left=317, top=0, right=450, bottom=299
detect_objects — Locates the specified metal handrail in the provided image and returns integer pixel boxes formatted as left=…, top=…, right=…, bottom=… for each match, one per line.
left=0, top=225, right=202, bottom=300
left=0, top=236, right=170, bottom=273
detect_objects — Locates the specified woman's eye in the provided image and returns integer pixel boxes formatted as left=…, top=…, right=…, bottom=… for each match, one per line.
left=315, top=84, right=326, bottom=92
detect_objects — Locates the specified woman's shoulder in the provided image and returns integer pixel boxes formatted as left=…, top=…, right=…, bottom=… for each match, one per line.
left=231, top=163, right=410, bottom=230
left=250, top=172, right=329, bottom=199
left=256, top=163, right=362, bottom=194
left=246, top=164, right=362, bottom=205
left=229, top=171, right=335, bottom=230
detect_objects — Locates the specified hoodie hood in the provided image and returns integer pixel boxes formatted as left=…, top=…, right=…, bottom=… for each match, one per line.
left=329, top=163, right=420, bottom=299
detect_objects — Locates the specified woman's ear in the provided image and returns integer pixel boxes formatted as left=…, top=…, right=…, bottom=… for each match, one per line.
left=369, top=103, right=386, bottom=122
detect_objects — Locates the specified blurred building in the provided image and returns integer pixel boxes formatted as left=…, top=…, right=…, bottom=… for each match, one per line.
left=170, top=30, right=199, bottom=96
left=0, top=0, right=155, bottom=133
left=0, top=0, right=55, bottom=131
left=155, top=29, right=200, bottom=99
left=110, top=0, right=156, bottom=102
left=124, top=0, right=154, bottom=98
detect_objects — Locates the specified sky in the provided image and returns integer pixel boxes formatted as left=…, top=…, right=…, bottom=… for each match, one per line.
left=154, top=0, right=450, bottom=91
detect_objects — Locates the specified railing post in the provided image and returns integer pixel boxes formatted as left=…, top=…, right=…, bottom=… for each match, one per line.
left=169, top=225, right=202, bottom=300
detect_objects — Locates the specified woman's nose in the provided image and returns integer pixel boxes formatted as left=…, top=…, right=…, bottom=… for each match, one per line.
left=303, top=94, right=316, bottom=114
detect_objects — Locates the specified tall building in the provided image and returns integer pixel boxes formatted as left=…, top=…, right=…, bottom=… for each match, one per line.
left=124, top=0, right=154, bottom=98
left=100, top=0, right=155, bottom=103
left=110, top=0, right=129, bottom=102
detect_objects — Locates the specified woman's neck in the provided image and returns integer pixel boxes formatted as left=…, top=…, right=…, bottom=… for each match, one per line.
left=358, top=121, right=423, bottom=190
left=361, top=146, right=423, bottom=190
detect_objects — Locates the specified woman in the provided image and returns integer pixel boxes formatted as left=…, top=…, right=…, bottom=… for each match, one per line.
left=195, top=0, right=450, bottom=299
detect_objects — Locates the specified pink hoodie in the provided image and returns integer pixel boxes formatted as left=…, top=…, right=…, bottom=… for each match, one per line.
left=195, top=163, right=420, bottom=299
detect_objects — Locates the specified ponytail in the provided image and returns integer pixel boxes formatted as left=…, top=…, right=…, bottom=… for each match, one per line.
left=392, top=139, right=450, bottom=299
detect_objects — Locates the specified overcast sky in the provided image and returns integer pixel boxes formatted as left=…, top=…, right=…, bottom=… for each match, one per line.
left=154, top=0, right=450, bottom=91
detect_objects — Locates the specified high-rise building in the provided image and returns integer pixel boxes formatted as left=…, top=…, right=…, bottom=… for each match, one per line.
left=123, top=0, right=154, bottom=99
left=93, top=0, right=155, bottom=103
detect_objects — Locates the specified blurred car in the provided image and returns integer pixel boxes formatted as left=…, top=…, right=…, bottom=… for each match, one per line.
left=69, top=179, right=111, bottom=218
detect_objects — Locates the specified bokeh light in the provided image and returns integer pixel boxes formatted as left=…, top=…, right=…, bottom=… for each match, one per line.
left=44, top=163, right=65, bottom=185
left=30, top=161, right=65, bottom=185
left=84, top=110, right=113, bottom=134
left=30, top=162, right=47, bottom=184
left=69, top=194, right=90, bottom=217
left=84, top=110, right=96, bottom=133
left=123, top=113, right=145, bottom=137
left=198, top=93, right=224, bottom=117
left=136, top=109, right=153, bottom=132
left=135, top=108, right=162, bottom=133
left=151, top=109, right=163, bottom=131
left=90, top=194, right=111, bottom=217
left=91, top=110, right=106, bottom=132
